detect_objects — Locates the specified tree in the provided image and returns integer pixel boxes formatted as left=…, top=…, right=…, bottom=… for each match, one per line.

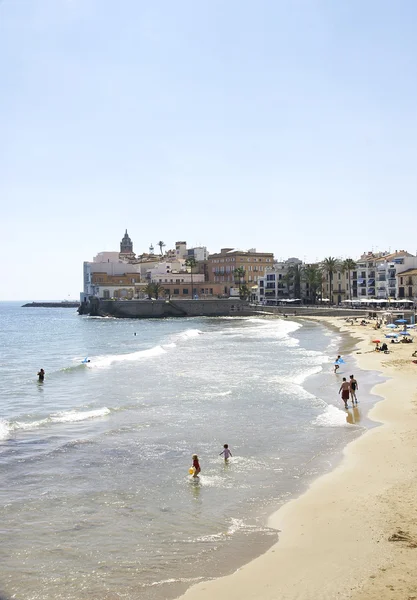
left=157, top=241, right=166, bottom=256
left=288, top=264, right=303, bottom=300
left=185, top=256, right=197, bottom=298
left=342, top=258, right=357, bottom=301
left=233, top=267, right=246, bottom=299
left=283, top=271, right=293, bottom=298
left=144, top=282, right=166, bottom=300
left=239, top=283, right=251, bottom=301
left=303, top=264, right=323, bottom=304
left=322, top=257, right=340, bottom=304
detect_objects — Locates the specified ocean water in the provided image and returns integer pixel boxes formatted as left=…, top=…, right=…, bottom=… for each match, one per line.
left=0, top=303, right=380, bottom=600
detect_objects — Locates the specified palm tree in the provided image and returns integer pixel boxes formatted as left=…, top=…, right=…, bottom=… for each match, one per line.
left=342, top=258, right=356, bottom=301
left=185, top=257, right=197, bottom=298
left=144, top=282, right=155, bottom=299
left=303, top=264, right=322, bottom=304
left=157, top=241, right=166, bottom=256
left=233, top=267, right=246, bottom=299
left=322, top=257, right=339, bottom=305
left=283, top=271, right=293, bottom=298
left=288, top=264, right=303, bottom=300
left=144, top=282, right=166, bottom=300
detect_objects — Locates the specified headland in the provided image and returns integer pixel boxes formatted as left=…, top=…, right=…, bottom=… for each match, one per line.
left=175, top=315, right=417, bottom=600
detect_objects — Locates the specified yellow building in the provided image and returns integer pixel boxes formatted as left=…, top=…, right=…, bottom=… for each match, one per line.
left=396, top=269, right=417, bottom=300
left=208, top=248, right=274, bottom=296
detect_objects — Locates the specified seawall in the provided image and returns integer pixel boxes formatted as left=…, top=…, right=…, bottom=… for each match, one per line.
left=80, top=298, right=252, bottom=318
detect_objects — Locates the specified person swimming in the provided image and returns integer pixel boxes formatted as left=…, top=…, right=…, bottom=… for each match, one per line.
left=37, top=368, right=45, bottom=382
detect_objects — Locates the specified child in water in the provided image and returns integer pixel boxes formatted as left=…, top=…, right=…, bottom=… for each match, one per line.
left=192, top=454, right=201, bottom=477
left=219, top=444, right=232, bottom=461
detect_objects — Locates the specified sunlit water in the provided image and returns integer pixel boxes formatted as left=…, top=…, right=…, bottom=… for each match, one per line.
left=0, top=303, right=380, bottom=600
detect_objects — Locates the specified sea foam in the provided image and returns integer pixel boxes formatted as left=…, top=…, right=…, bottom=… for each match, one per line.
left=313, top=405, right=354, bottom=427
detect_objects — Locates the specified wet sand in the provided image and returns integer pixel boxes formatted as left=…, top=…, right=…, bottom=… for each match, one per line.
left=175, top=316, right=417, bottom=600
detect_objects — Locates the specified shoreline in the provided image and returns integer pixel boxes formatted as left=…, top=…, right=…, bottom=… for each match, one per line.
left=176, top=316, right=417, bottom=600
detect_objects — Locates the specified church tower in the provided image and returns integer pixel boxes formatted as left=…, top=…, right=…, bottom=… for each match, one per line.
left=120, top=230, right=134, bottom=258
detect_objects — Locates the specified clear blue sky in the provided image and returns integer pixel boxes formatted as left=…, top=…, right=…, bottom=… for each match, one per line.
left=1, top=0, right=417, bottom=300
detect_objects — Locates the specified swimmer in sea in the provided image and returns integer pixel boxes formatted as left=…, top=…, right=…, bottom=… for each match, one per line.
left=37, top=368, right=45, bottom=382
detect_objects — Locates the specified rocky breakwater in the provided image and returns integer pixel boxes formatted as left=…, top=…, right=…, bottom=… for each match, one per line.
left=78, top=298, right=253, bottom=318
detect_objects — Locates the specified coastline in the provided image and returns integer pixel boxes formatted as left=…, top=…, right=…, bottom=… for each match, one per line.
left=176, top=316, right=417, bottom=600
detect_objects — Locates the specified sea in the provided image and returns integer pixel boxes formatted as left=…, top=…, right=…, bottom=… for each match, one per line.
left=0, top=302, right=382, bottom=600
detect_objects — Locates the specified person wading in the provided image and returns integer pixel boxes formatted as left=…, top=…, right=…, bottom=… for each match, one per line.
left=339, top=377, right=350, bottom=410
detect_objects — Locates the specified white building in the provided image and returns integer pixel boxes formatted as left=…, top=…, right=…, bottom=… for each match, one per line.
left=257, top=258, right=304, bottom=304
left=351, top=251, right=417, bottom=300
left=187, top=246, right=209, bottom=262
left=81, top=254, right=141, bottom=301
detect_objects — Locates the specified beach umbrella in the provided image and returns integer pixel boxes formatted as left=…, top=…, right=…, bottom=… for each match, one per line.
left=399, top=331, right=411, bottom=335
left=386, top=324, right=397, bottom=329
left=385, top=334, right=398, bottom=338
left=395, top=319, right=407, bottom=323
left=372, top=339, right=381, bottom=344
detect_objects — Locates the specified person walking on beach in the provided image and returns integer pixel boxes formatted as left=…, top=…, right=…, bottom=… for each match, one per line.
left=339, top=377, right=350, bottom=409
left=192, top=454, right=201, bottom=478
left=219, top=444, right=232, bottom=461
left=334, top=355, right=341, bottom=374
left=37, top=368, right=45, bottom=382
left=349, top=375, right=358, bottom=405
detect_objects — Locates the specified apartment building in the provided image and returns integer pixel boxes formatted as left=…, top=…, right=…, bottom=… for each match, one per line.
left=352, top=251, right=416, bottom=300
left=208, top=248, right=274, bottom=296
left=257, top=258, right=304, bottom=304
left=396, top=269, right=417, bottom=300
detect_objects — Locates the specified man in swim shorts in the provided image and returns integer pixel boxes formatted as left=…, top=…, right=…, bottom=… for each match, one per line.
left=339, top=377, right=350, bottom=409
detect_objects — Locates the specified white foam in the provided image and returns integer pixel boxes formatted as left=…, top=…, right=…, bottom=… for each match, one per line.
left=50, top=407, right=111, bottom=424
left=179, top=329, right=202, bottom=339
left=93, top=345, right=166, bottom=368
left=313, top=405, right=354, bottom=427
left=13, top=407, right=111, bottom=432
left=144, top=577, right=205, bottom=588
left=0, top=419, right=10, bottom=440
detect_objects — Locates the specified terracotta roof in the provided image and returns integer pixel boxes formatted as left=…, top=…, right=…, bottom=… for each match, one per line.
left=396, top=268, right=417, bottom=277
left=375, top=251, right=414, bottom=262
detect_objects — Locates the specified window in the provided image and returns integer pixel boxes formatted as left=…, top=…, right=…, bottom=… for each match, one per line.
left=183, top=288, right=189, bottom=294
left=103, top=290, right=110, bottom=299
left=173, top=289, right=180, bottom=295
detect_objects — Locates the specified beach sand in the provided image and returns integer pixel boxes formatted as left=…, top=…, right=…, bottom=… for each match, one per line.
left=176, top=316, right=417, bottom=600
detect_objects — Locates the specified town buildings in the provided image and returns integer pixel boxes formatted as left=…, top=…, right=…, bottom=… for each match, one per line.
left=81, top=232, right=417, bottom=305
left=208, top=248, right=274, bottom=297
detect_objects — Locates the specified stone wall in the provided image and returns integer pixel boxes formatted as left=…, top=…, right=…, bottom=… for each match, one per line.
left=96, top=299, right=251, bottom=318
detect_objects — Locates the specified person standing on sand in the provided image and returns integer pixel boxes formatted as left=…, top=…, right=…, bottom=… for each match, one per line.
left=339, top=377, right=350, bottom=409
left=349, top=375, right=358, bottom=404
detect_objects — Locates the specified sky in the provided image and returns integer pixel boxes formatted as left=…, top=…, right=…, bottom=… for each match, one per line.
left=1, top=0, right=417, bottom=300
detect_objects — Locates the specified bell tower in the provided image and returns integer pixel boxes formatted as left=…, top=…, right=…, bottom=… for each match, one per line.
left=120, top=230, right=133, bottom=254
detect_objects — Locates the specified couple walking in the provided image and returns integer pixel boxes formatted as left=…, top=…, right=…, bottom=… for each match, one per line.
left=339, top=375, right=358, bottom=409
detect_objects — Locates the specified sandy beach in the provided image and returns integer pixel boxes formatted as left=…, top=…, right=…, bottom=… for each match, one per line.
left=177, top=316, right=417, bottom=600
